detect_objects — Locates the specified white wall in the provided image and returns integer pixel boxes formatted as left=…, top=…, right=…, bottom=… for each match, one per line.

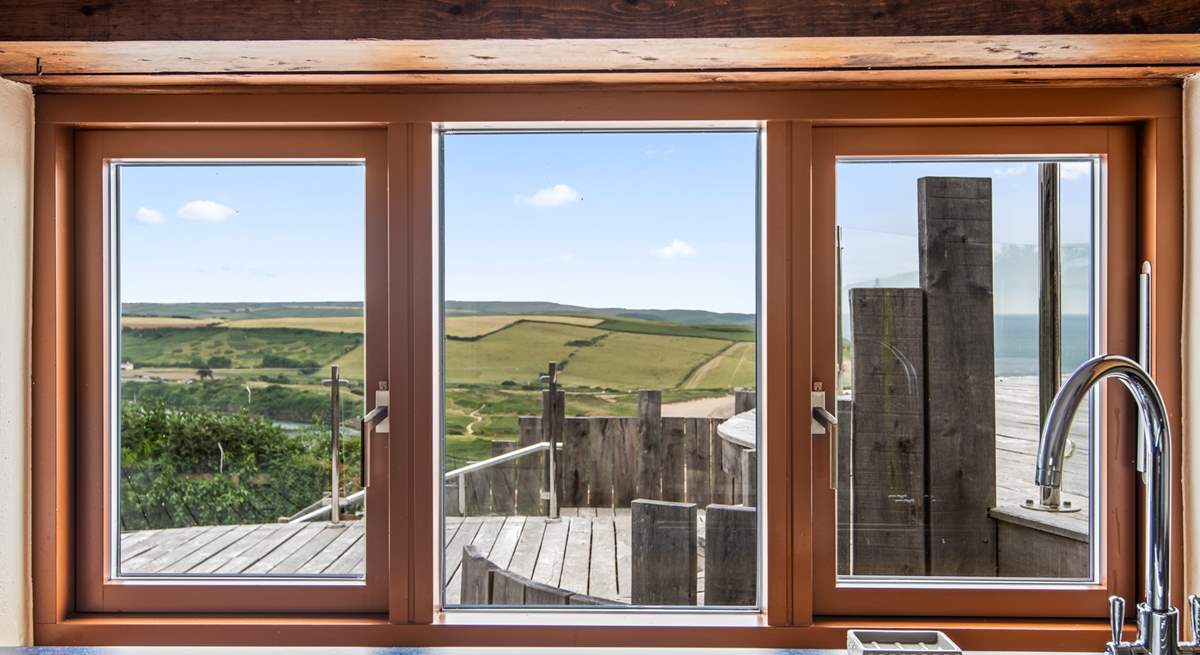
left=0, top=77, right=33, bottom=646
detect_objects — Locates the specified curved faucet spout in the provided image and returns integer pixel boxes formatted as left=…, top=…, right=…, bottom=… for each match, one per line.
left=1033, top=354, right=1172, bottom=612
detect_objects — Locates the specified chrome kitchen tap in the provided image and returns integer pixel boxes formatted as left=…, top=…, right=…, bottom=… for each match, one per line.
left=1034, top=355, right=1197, bottom=655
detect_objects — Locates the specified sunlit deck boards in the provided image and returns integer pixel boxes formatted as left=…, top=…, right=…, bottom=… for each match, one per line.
left=121, top=509, right=709, bottom=605
left=993, top=375, right=1091, bottom=535
left=120, top=521, right=366, bottom=577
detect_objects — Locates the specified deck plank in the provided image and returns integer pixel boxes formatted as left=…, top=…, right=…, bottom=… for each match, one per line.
left=165, top=524, right=259, bottom=574
left=507, top=517, right=547, bottom=579
left=615, top=511, right=632, bottom=600
left=559, top=516, right=592, bottom=594
left=239, top=523, right=325, bottom=575
left=269, top=523, right=349, bottom=574
left=487, top=516, right=526, bottom=569
left=533, top=517, right=569, bottom=587
left=299, top=523, right=365, bottom=574
left=589, top=517, right=618, bottom=600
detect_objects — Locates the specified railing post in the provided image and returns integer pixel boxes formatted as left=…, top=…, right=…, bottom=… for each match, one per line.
left=322, top=365, right=350, bottom=524
left=540, top=362, right=562, bottom=518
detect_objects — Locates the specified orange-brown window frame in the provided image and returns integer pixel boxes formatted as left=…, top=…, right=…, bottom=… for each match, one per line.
left=71, top=128, right=392, bottom=613
left=810, top=125, right=1137, bottom=618
left=28, top=86, right=1182, bottom=649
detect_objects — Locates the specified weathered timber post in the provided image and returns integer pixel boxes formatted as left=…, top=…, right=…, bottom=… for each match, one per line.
left=490, top=568, right=526, bottom=604
left=489, top=441, right=517, bottom=513
left=444, top=477, right=462, bottom=517
left=461, top=544, right=496, bottom=605
left=836, top=396, right=853, bottom=575
left=705, top=504, right=757, bottom=605
left=734, top=387, right=756, bottom=414
left=631, top=498, right=697, bottom=605
left=636, top=390, right=663, bottom=501
left=918, top=176, right=997, bottom=576
left=850, top=287, right=926, bottom=575
left=540, top=363, right=565, bottom=517
left=516, top=416, right=544, bottom=515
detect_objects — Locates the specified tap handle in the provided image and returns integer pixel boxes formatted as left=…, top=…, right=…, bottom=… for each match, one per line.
left=1109, top=596, right=1126, bottom=645
left=1188, top=594, right=1200, bottom=640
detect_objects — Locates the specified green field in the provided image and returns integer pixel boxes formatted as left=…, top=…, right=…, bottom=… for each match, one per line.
left=122, top=326, right=361, bottom=369
left=683, top=341, right=757, bottom=389
left=120, top=302, right=757, bottom=468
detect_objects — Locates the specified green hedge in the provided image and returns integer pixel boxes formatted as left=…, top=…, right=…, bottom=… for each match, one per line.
left=119, top=402, right=360, bottom=531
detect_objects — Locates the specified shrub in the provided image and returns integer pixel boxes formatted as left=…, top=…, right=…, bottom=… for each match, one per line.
left=119, top=402, right=360, bottom=531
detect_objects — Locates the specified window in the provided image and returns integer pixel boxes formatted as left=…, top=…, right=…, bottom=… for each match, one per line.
left=33, top=89, right=1177, bottom=647
left=438, top=129, right=762, bottom=608
left=74, top=130, right=390, bottom=613
left=810, top=126, right=1138, bottom=617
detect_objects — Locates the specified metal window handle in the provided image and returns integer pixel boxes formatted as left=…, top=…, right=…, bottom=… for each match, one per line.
left=813, top=406, right=838, bottom=428
left=360, top=405, right=388, bottom=488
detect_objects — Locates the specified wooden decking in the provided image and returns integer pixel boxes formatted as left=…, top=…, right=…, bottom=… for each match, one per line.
left=993, top=375, right=1091, bottom=537
left=120, top=520, right=366, bottom=577
left=119, top=376, right=1084, bottom=586
left=120, top=508, right=707, bottom=605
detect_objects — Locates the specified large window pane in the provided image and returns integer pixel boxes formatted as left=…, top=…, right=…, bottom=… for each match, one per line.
left=834, top=159, right=1097, bottom=580
left=440, top=130, right=761, bottom=607
left=115, top=163, right=368, bottom=578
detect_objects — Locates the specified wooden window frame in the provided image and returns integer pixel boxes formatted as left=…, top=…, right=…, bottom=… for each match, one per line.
left=71, top=129, right=392, bottom=613
left=810, top=125, right=1136, bottom=617
left=29, top=86, right=1182, bottom=649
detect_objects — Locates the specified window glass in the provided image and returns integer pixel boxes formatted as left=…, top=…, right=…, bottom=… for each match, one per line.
left=834, top=159, right=1097, bottom=580
left=440, top=130, right=761, bottom=607
left=114, top=163, right=368, bottom=579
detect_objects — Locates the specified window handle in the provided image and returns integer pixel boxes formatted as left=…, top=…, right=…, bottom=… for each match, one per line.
left=813, top=406, right=838, bottom=429
left=360, top=406, right=387, bottom=488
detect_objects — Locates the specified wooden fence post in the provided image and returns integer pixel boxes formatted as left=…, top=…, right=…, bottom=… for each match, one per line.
left=516, top=417, right=544, bottom=515
left=444, top=477, right=462, bottom=518
left=542, top=389, right=565, bottom=513
left=850, top=287, right=926, bottom=575
left=460, top=544, right=495, bottom=605
left=734, top=387, right=756, bottom=414
left=662, top=417, right=687, bottom=502
left=489, top=441, right=516, bottom=514
left=636, top=390, right=663, bottom=501
left=704, top=504, right=757, bottom=605
left=631, top=499, right=697, bottom=605
left=836, top=396, right=853, bottom=575
left=918, top=176, right=998, bottom=576
left=685, top=417, right=712, bottom=508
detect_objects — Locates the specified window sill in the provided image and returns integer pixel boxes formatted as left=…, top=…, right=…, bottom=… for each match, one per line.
left=38, top=614, right=1117, bottom=650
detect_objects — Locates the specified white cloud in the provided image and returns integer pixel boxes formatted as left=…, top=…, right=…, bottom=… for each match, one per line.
left=134, top=207, right=165, bottom=224
left=178, top=199, right=237, bottom=222
left=516, top=184, right=581, bottom=208
left=992, top=165, right=1028, bottom=177
left=1060, top=161, right=1092, bottom=180
left=655, top=239, right=696, bottom=259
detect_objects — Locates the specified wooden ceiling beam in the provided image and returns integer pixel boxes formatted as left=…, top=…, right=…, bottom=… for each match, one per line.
left=3, top=0, right=1199, bottom=40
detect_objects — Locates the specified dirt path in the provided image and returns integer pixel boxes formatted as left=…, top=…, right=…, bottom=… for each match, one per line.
left=661, top=394, right=735, bottom=418
left=465, top=405, right=486, bottom=435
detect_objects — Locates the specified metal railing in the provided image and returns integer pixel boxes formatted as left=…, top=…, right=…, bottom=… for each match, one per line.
left=444, top=441, right=559, bottom=516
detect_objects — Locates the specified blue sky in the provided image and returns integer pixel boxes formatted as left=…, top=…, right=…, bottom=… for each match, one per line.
left=442, top=131, right=760, bottom=314
left=118, top=164, right=366, bottom=303
left=116, top=136, right=1094, bottom=318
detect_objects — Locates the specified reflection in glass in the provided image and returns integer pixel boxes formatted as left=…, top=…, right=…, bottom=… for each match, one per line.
left=115, top=163, right=367, bottom=578
left=835, top=159, right=1097, bottom=579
